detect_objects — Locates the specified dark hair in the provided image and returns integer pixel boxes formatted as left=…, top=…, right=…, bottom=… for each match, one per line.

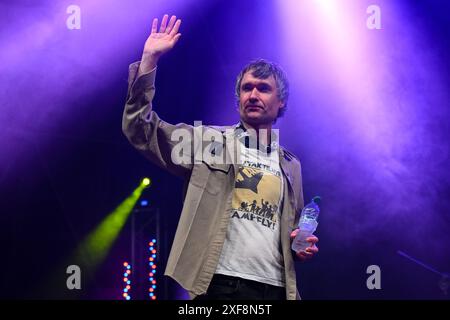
left=235, top=59, right=289, bottom=118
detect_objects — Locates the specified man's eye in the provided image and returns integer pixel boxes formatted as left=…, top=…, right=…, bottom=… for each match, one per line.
left=242, top=85, right=252, bottom=92
left=258, top=83, right=272, bottom=91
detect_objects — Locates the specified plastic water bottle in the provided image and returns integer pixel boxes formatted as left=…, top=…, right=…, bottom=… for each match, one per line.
left=291, top=196, right=321, bottom=253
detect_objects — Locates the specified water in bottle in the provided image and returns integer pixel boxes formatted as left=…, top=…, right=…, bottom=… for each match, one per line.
left=291, top=196, right=321, bottom=253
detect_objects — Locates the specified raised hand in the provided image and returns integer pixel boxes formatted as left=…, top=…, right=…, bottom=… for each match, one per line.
left=139, top=14, right=182, bottom=73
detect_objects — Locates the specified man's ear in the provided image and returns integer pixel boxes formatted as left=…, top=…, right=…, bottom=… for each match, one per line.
left=276, top=101, right=285, bottom=119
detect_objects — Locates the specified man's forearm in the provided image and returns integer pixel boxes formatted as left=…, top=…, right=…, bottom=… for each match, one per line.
left=138, top=52, right=159, bottom=76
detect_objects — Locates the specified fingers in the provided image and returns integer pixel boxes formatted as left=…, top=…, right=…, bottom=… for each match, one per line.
left=296, top=250, right=313, bottom=261
left=297, top=245, right=318, bottom=260
left=165, top=15, right=177, bottom=34
left=172, top=33, right=182, bottom=45
left=169, top=19, right=182, bottom=36
left=159, top=14, right=169, bottom=32
left=306, top=236, right=319, bottom=253
left=290, top=228, right=299, bottom=240
left=154, top=14, right=181, bottom=38
left=151, top=18, right=158, bottom=34
left=306, top=245, right=319, bottom=254
left=296, top=237, right=319, bottom=261
left=306, top=235, right=319, bottom=245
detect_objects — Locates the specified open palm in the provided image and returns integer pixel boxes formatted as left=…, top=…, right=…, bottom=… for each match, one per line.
left=143, top=14, right=182, bottom=58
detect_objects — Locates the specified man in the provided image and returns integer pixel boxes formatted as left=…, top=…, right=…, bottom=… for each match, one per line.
left=122, top=14, right=319, bottom=300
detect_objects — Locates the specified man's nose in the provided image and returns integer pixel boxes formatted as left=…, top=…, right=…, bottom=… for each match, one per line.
left=249, top=88, right=259, bottom=100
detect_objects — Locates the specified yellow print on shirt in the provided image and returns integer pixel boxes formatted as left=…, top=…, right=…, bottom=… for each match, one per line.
left=233, top=167, right=281, bottom=223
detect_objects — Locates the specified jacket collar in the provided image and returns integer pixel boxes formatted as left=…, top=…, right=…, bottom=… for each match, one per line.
left=232, top=122, right=279, bottom=154
left=221, top=122, right=295, bottom=182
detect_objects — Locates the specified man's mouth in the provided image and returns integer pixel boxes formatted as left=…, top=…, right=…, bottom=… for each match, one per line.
left=245, top=104, right=264, bottom=111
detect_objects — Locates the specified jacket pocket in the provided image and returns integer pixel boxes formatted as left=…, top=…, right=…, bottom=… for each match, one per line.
left=189, top=160, right=231, bottom=195
left=202, top=160, right=231, bottom=174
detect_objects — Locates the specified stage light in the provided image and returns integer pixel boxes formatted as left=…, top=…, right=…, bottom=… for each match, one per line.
left=140, top=200, right=149, bottom=206
left=122, top=262, right=132, bottom=300
left=72, top=181, right=146, bottom=275
left=148, top=236, right=158, bottom=299
left=142, top=178, right=151, bottom=186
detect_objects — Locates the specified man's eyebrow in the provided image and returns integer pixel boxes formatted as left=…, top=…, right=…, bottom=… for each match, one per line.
left=241, top=80, right=273, bottom=87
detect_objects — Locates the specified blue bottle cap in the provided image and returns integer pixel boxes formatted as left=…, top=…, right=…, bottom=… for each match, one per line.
left=312, top=196, right=321, bottom=204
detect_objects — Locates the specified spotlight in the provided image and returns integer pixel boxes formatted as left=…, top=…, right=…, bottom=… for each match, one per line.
left=122, top=262, right=132, bottom=300
left=142, top=178, right=151, bottom=187
left=148, top=236, right=158, bottom=300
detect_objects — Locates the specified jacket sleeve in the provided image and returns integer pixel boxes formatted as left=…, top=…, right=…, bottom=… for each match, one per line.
left=122, top=61, right=194, bottom=178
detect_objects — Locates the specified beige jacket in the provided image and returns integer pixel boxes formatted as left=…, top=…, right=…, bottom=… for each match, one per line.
left=122, top=62, right=305, bottom=299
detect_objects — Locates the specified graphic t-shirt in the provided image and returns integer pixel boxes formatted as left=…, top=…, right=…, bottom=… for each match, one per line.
left=215, top=140, right=285, bottom=287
